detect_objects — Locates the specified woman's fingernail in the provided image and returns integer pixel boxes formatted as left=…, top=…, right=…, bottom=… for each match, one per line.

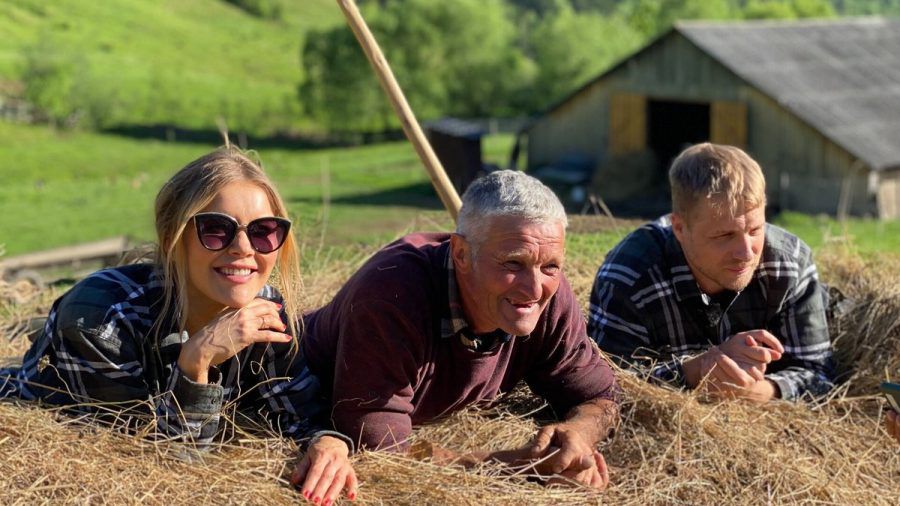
left=303, top=491, right=310, bottom=499
left=276, top=303, right=283, bottom=309
left=324, top=499, right=331, bottom=506
left=349, top=492, right=356, bottom=501
left=313, top=497, right=320, bottom=504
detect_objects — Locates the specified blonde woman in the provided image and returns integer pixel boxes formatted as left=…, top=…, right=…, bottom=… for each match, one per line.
left=1, top=147, right=356, bottom=504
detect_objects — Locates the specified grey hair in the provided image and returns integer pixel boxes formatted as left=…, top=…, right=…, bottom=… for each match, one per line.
left=456, top=170, right=567, bottom=244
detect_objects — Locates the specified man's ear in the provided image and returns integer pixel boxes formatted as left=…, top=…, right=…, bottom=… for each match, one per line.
left=671, top=212, right=687, bottom=243
left=450, top=233, right=472, bottom=274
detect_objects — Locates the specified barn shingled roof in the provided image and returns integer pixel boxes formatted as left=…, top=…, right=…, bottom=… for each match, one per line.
left=677, top=17, right=900, bottom=171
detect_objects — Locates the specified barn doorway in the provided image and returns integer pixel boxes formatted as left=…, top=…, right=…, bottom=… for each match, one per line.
left=643, top=99, right=710, bottom=214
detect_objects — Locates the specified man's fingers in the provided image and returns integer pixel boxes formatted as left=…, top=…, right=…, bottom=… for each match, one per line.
left=750, top=330, right=784, bottom=354
left=545, top=445, right=591, bottom=474
left=530, top=427, right=554, bottom=456
left=735, top=359, right=766, bottom=382
left=594, top=451, right=609, bottom=490
left=741, top=345, right=775, bottom=364
left=714, top=354, right=756, bottom=388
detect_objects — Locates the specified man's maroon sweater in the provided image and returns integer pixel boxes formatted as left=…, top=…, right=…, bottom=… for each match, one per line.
left=302, top=233, right=619, bottom=450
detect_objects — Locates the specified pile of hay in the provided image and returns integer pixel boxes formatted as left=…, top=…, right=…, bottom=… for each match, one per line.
left=1, top=235, right=898, bottom=505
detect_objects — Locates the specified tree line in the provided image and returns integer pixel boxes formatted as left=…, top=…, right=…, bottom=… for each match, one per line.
left=15, top=0, right=900, bottom=137
left=301, top=0, right=896, bottom=133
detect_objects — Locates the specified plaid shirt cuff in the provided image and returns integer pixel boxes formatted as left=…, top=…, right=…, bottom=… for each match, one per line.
left=650, top=356, right=690, bottom=387
left=169, top=363, right=224, bottom=415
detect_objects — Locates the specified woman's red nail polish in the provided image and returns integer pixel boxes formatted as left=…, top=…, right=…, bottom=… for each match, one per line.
left=348, top=492, right=356, bottom=501
left=324, top=499, right=331, bottom=506
left=303, top=491, right=310, bottom=499
left=313, top=497, right=320, bottom=504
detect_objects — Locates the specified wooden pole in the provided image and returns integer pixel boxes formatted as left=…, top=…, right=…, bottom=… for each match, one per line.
left=335, top=0, right=462, bottom=221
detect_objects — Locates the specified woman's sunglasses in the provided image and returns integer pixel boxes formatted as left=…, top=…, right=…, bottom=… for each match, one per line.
left=193, top=212, right=291, bottom=254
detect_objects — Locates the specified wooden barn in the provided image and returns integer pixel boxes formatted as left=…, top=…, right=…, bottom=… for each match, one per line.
left=523, top=17, right=900, bottom=218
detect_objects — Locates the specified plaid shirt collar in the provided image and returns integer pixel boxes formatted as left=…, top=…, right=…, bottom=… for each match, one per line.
left=441, top=249, right=512, bottom=351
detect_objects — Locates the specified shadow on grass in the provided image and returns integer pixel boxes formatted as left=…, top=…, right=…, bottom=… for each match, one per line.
left=290, top=182, right=443, bottom=209
left=103, top=125, right=405, bottom=150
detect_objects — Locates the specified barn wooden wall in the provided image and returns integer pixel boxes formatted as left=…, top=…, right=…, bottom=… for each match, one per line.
left=526, top=31, right=886, bottom=217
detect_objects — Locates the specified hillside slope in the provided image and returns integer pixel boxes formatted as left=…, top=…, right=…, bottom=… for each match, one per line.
left=0, top=0, right=342, bottom=133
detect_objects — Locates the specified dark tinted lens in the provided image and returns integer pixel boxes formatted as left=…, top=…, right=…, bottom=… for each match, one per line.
left=196, top=214, right=237, bottom=251
left=247, top=218, right=289, bottom=253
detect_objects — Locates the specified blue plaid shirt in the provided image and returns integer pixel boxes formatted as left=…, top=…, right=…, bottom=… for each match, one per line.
left=587, top=216, right=834, bottom=401
left=1, top=264, right=344, bottom=448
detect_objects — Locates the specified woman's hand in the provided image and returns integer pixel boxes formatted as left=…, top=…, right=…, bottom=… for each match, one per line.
left=887, top=410, right=900, bottom=444
left=177, top=298, right=291, bottom=383
left=291, top=435, right=358, bottom=504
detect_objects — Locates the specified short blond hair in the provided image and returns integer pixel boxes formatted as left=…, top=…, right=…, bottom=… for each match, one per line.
left=669, top=143, right=766, bottom=219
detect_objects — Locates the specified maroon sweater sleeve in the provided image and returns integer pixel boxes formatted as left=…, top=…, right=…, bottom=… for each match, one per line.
left=331, top=297, right=426, bottom=451
left=525, top=276, right=621, bottom=416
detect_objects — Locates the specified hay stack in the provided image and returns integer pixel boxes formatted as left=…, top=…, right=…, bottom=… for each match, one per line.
left=1, top=241, right=898, bottom=505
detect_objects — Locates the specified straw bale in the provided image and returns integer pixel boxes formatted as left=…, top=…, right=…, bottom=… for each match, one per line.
left=1, top=242, right=899, bottom=505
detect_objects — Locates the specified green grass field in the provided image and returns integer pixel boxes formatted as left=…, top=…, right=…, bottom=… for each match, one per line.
left=0, top=120, right=507, bottom=258
left=1, top=120, right=897, bottom=263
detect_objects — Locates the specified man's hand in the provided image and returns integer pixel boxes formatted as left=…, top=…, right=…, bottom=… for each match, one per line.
left=291, top=435, right=357, bottom=505
left=546, top=450, right=609, bottom=490
left=528, top=422, right=599, bottom=477
left=683, top=330, right=784, bottom=403
left=409, top=398, right=617, bottom=490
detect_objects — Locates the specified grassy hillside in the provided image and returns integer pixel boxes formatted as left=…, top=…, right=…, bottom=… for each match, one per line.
left=0, top=0, right=343, bottom=133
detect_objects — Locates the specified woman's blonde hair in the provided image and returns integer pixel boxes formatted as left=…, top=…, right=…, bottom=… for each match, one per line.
left=152, top=146, right=302, bottom=349
left=669, top=143, right=767, bottom=221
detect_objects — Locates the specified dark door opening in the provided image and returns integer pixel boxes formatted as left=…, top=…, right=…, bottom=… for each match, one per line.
left=643, top=99, right=710, bottom=214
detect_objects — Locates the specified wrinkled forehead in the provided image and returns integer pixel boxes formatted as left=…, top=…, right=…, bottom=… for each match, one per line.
left=478, top=216, right=566, bottom=255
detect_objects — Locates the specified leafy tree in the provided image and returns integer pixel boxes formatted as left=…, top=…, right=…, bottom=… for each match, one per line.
left=529, top=3, right=643, bottom=108
left=21, top=39, right=87, bottom=127
left=300, top=15, right=391, bottom=132
left=300, top=0, right=532, bottom=132
left=743, top=0, right=835, bottom=19
left=620, top=0, right=737, bottom=37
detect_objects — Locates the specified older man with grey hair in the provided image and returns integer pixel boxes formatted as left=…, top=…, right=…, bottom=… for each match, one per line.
left=302, top=170, right=620, bottom=489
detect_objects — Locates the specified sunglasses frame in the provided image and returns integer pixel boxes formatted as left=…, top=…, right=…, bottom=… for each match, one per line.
left=192, top=212, right=292, bottom=254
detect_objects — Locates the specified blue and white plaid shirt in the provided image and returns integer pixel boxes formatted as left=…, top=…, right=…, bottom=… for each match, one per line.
left=1, top=263, right=344, bottom=448
left=587, top=216, right=834, bottom=401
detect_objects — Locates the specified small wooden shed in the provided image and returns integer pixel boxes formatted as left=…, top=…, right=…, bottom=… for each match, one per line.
left=524, top=17, right=900, bottom=218
left=425, top=117, right=488, bottom=196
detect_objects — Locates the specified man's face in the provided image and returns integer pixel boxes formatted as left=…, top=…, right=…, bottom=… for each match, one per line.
left=451, top=216, right=565, bottom=336
left=672, top=199, right=765, bottom=295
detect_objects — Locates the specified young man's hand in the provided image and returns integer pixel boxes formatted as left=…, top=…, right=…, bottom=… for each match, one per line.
left=683, top=330, right=784, bottom=402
